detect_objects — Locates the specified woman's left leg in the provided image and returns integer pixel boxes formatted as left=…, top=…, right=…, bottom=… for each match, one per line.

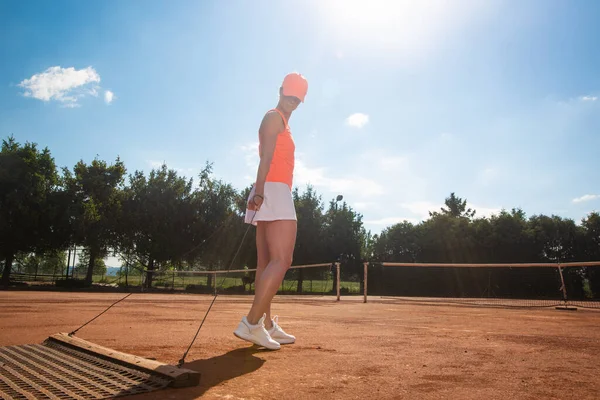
left=253, top=221, right=273, bottom=328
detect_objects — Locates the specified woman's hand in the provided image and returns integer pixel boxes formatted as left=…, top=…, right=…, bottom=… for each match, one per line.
left=247, top=194, right=264, bottom=211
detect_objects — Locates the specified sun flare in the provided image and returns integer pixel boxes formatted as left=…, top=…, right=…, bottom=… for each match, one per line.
left=316, top=0, right=493, bottom=59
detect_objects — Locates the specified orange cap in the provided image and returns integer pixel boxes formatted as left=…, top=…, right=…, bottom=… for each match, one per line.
left=282, top=72, right=308, bottom=102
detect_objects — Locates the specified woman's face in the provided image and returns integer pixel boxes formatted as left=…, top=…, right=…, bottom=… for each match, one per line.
left=282, top=95, right=301, bottom=113
left=279, top=89, right=301, bottom=113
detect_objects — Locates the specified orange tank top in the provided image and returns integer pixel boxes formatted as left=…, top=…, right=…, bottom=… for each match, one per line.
left=260, top=108, right=295, bottom=189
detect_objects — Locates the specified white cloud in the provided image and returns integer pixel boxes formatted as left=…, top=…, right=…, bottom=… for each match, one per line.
left=470, top=204, right=502, bottom=218
left=377, top=155, right=409, bottom=172
left=240, top=142, right=258, bottom=153
left=555, top=94, right=599, bottom=108
left=104, top=90, right=115, bottom=104
left=237, top=144, right=385, bottom=198
left=236, top=142, right=260, bottom=184
left=330, top=177, right=385, bottom=196
left=18, top=66, right=114, bottom=108
left=62, top=103, right=81, bottom=109
left=399, top=201, right=442, bottom=220
left=572, top=194, right=600, bottom=204
left=240, top=142, right=259, bottom=168
left=239, top=146, right=404, bottom=199
left=19, top=66, right=99, bottom=105
left=359, top=150, right=411, bottom=174
left=236, top=139, right=506, bottom=232
left=398, top=201, right=501, bottom=220
left=346, top=113, right=369, bottom=128
left=147, top=160, right=164, bottom=169
left=476, top=167, right=501, bottom=186
left=353, top=201, right=376, bottom=211
left=295, top=148, right=424, bottom=222
left=294, top=159, right=384, bottom=197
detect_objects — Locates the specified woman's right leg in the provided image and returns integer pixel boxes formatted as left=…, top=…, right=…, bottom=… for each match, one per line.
left=246, top=219, right=297, bottom=325
left=233, top=220, right=282, bottom=350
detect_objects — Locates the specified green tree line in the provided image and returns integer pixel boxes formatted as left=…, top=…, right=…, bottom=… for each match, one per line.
left=369, top=193, right=600, bottom=299
left=1, top=136, right=598, bottom=298
left=0, top=136, right=366, bottom=289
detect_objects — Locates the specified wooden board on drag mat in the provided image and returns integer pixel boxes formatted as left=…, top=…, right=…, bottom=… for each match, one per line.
left=0, top=333, right=200, bottom=399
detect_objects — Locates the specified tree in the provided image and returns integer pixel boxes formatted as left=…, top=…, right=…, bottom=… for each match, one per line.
left=74, top=249, right=107, bottom=277
left=322, top=198, right=366, bottom=293
left=418, top=212, right=478, bottom=264
left=368, top=220, right=422, bottom=296
left=121, top=163, right=191, bottom=287
left=430, top=192, right=476, bottom=219
left=190, top=164, right=247, bottom=271
left=121, top=163, right=198, bottom=287
left=118, top=161, right=245, bottom=290
left=16, top=250, right=66, bottom=277
left=528, top=214, right=579, bottom=262
left=581, top=212, right=600, bottom=260
left=0, top=136, right=60, bottom=286
left=488, top=208, right=535, bottom=262
left=64, top=157, right=126, bottom=286
left=371, top=221, right=420, bottom=262
left=292, top=185, right=327, bottom=292
left=40, top=250, right=68, bottom=276
left=580, top=212, right=600, bottom=297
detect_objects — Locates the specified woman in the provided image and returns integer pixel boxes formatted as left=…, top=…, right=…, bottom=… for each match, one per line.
left=233, top=72, right=308, bottom=350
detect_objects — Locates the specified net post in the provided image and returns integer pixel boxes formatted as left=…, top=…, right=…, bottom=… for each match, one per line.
left=558, top=264, right=568, bottom=300
left=213, top=272, right=217, bottom=296
left=363, top=262, right=369, bottom=303
left=556, top=263, right=577, bottom=311
left=336, top=262, right=341, bottom=301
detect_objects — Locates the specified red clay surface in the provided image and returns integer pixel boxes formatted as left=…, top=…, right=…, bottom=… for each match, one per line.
left=1, top=291, right=599, bottom=400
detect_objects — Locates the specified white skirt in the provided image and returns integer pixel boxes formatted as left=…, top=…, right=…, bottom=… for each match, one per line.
left=244, top=182, right=297, bottom=226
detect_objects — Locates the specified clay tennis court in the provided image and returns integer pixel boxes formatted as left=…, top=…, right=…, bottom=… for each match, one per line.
left=1, top=291, right=599, bottom=400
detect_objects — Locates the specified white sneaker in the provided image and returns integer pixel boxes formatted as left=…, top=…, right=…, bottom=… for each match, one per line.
left=268, top=315, right=296, bottom=344
left=233, top=313, right=281, bottom=350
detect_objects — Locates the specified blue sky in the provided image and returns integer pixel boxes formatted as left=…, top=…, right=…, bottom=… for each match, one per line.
left=2, top=0, right=599, bottom=243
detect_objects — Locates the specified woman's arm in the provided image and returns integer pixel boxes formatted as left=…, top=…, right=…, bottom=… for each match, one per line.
left=250, top=111, right=284, bottom=209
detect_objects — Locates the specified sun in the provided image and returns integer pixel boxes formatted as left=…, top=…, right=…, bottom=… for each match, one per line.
left=315, top=0, right=491, bottom=60
left=322, top=0, right=433, bottom=29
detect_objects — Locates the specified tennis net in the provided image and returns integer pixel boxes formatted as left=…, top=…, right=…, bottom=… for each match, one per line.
left=137, top=262, right=343, bottom=298
left=364, top=261, right=600, bottom=309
